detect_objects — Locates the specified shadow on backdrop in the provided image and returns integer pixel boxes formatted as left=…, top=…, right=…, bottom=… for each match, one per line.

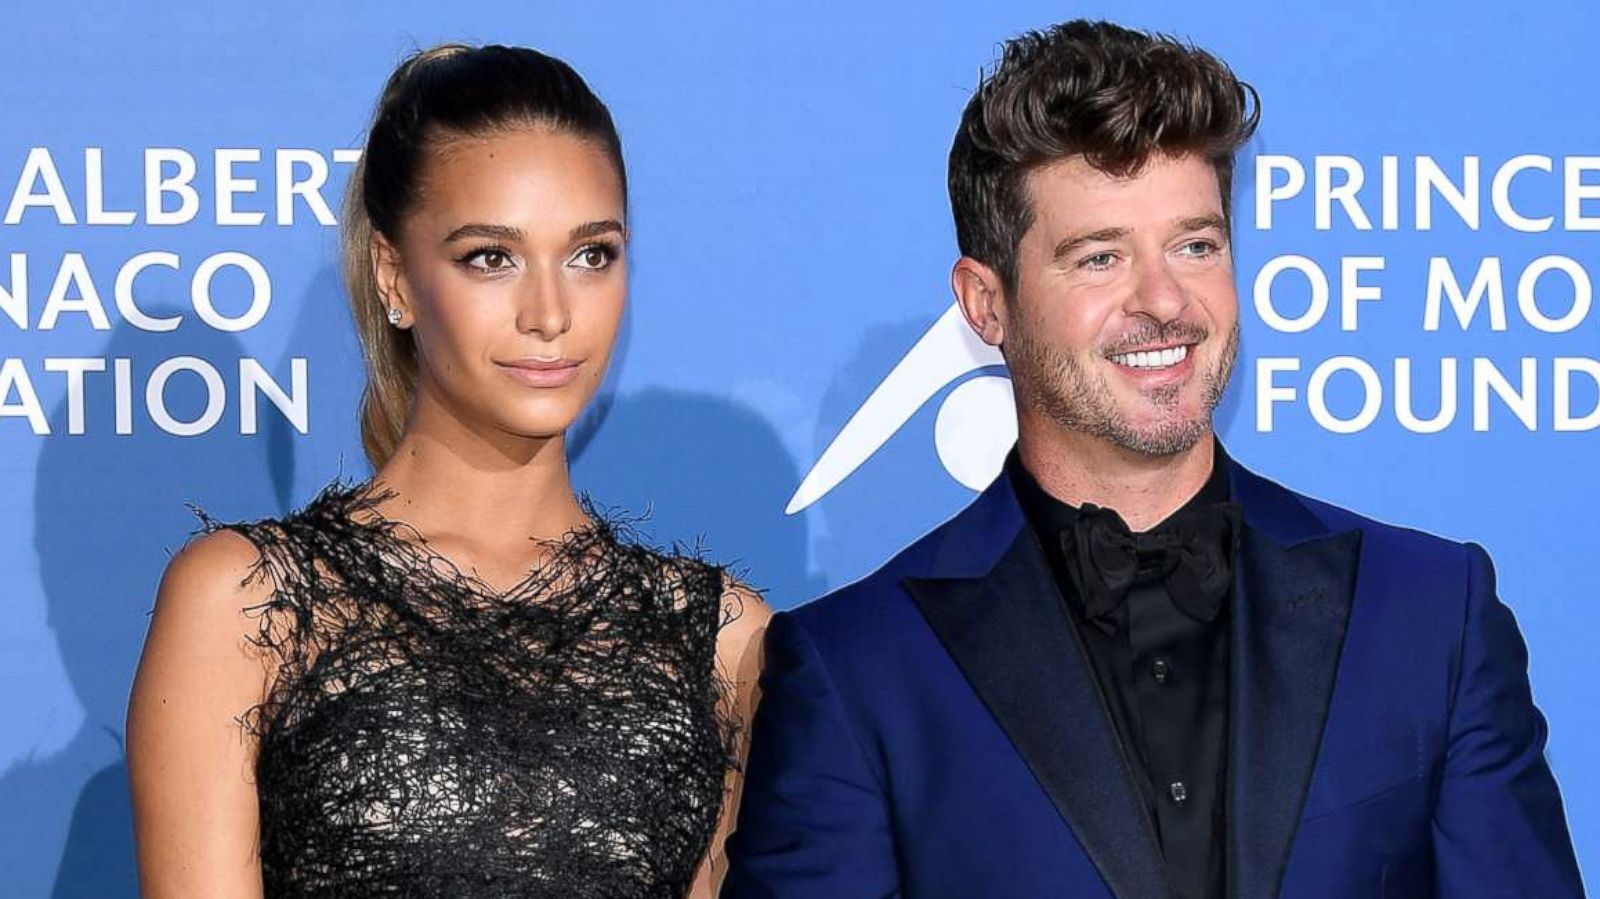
left=278, top=263, right=370, bottom=494
left=0, top=317, right=288, bottom=898
left=808, top=316, right=979, bottom=591
left=571, top=386, right=824, bottom=610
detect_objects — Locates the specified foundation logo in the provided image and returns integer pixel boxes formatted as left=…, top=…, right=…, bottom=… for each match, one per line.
left=787, top=303, right=1016, bottom=514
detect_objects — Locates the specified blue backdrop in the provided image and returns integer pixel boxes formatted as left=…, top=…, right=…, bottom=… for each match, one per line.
left=1, top=2, right=1594, bottom=895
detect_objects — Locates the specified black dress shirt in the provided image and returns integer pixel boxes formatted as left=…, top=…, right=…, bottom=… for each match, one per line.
left=1007, top=448, right=1233, bottom=899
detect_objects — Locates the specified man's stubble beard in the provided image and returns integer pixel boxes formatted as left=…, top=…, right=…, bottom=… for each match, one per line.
left=1006, top=319, right=1240, bottom=457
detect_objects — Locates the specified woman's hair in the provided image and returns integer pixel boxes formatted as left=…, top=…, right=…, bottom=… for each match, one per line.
left=948, top=20, right=1259, bottom=294
left=342, top=44, right=626, bottom=469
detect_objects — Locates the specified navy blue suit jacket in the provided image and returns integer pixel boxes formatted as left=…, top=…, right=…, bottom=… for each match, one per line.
left=725, top=459, right=1583, bottom=898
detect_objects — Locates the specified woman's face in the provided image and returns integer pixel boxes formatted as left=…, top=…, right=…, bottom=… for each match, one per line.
left=379, top=126, right=626, bottom=444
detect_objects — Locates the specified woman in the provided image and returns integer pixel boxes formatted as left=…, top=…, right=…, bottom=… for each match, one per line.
left=127, top=44, right=767, bottom=898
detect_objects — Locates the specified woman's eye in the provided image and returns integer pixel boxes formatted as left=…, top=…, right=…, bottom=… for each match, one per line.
left=462, top=248, right=516, bottom=272
left=571, top=244, right=617, bottom=270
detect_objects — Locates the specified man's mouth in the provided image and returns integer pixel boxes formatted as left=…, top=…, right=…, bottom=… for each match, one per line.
left=1107, top=343, right=1193, bottom=371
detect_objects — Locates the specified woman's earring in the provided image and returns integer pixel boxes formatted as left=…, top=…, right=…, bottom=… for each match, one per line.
left=387, top=308, right=403, bottom=327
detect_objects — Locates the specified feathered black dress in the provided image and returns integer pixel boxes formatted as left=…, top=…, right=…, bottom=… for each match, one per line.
left=201, top=482, right=738, bottom=898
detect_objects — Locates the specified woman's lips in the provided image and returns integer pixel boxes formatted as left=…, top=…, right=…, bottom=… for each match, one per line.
left=497, top=358, right=582, bottom=388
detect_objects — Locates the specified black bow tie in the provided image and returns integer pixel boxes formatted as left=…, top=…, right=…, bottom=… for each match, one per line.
left=1059, top=502, right=1242, bottom=636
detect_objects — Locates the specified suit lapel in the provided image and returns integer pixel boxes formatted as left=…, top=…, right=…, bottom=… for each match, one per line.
left=1228, top=512, right=1362, bottom=899
left=903, top=456, right=1364, bottom=899
left=906, top=529, right=1167, bottom=899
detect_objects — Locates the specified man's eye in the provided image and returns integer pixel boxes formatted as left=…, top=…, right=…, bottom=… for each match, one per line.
left=1082, top=252, right=1117, bottom=270
left=1179, top=240, right=1218, bottom=257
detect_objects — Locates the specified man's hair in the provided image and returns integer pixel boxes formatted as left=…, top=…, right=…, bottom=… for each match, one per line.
left=948, top=20, right=1259, bottom=293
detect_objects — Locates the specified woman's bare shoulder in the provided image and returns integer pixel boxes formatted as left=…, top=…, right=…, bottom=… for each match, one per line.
left=717, top=578, right=771, bottom=644
left=147, top=528, right=278, bottom=655
left=165, top=527, right=271, bottom=597
left=714, top=577, right=771, bottom=684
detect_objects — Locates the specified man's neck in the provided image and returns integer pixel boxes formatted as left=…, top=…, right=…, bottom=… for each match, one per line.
left=1016, top=424, right=1218, bottom=533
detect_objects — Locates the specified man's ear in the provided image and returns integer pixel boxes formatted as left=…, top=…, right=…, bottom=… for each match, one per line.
left=951, top=256, right=1008, bottom=347
left=371, top=231, right=413, bottom=328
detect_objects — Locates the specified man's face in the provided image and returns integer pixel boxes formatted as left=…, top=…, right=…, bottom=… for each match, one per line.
left=1002, top=152, right=1240, bottom=456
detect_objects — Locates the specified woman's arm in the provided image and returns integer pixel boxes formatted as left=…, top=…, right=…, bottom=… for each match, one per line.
left=127, top=530, right=273, bottom=898
left=686, top=581, right=771, bottom=899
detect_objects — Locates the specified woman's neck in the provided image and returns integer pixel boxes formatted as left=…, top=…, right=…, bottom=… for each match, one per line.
left=369, top=390, right=590, bottom=546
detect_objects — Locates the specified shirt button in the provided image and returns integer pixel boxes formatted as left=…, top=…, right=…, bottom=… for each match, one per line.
left=1152, top=659, right=1170, bottom=684
left=1169, top=781, right=1188, bottom=804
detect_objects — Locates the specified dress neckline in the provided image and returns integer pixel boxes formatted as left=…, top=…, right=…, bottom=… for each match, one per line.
left=311, top=479, right=614, bottom=604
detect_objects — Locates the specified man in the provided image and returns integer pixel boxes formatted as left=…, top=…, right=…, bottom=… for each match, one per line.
left=724, top=19, right=1583, bottom=899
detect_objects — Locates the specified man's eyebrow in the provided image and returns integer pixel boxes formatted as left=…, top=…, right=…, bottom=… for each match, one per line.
left=443, top=223, right=525, bottom=244
left=1176, top=214, right=1227, bottom=233
left=1052, top=227, right=1130, bottom=261
left=570, top=219, right=624, bottom=241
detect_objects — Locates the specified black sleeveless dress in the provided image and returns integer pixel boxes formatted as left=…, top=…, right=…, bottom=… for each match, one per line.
left=202, top=482, right=739, bottom=898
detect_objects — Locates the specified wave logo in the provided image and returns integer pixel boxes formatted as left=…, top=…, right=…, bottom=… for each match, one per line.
left=787, top=303, right=1019, bottom=514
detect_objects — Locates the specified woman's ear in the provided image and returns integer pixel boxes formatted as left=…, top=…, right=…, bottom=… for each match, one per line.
left=372, top=231, right=413, bottom=329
